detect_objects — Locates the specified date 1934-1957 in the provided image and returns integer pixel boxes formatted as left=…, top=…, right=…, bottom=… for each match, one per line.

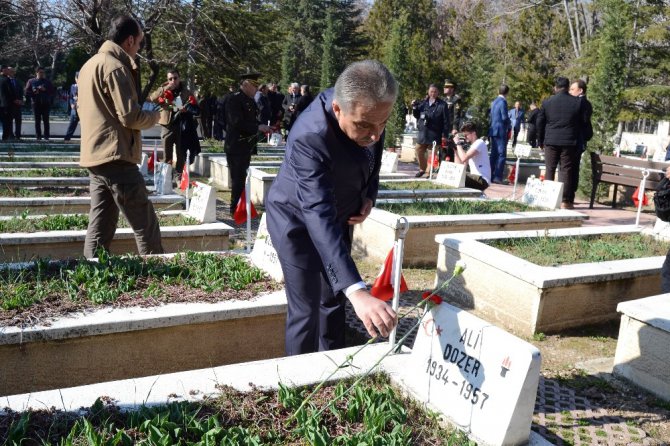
left=426, top=358, right=490, bottom=410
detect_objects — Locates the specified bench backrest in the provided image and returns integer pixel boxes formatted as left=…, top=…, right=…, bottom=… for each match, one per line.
left=591, top=152, right=668, bottom=190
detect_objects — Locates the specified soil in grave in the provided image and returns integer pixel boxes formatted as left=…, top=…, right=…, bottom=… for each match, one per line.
left=0, top=251, right=280, bottom=327
left=378, top=180, right=455, bottom=190
left=486, top=232, right=670, bottom=265
left=376, top=199, right=534, bottom=215
left=0, top=374, right=474, bottom=445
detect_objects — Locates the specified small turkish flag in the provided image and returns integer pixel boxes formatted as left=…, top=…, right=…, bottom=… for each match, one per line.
left=370, top=246, right=409, bottom=301
left=632, top=186, right=649, bottom=207
left=233, top=190, right=258, bottom=225
left=507, top=165, right=516, bottom=183
left=179, top=164, right=189, bottom=191
left=147, top=154, right=154, bottom=173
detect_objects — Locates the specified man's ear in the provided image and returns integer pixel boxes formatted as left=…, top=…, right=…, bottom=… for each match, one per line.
left=332, top=100, right=341, bottom=118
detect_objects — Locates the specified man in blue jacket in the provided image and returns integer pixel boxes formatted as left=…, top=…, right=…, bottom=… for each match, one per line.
left=488, top=85, right=511, bottom=184
left=266, top=60, right=398, bottom=355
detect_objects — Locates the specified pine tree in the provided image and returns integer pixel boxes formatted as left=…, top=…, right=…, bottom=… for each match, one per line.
left=281, top=33, right=300, bottom=89
left=382, top=13, right=411, bottom=150
left=320, top=9, right=338, bottom=89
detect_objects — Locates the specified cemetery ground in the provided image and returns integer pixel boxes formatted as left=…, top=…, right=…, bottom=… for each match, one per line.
left=1, top=163, right=669, bottom=444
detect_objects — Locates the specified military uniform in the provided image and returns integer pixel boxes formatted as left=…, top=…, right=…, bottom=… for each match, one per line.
left=225, top=89, right=260, bottom=213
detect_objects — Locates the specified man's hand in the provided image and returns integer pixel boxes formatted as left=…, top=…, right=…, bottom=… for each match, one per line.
left=348, top=198, right=373, bottom=225
left=348, top=289, right=398, bottom=338
left=258, top=124, right=273, bottom=133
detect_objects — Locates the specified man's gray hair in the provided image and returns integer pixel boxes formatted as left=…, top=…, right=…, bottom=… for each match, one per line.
left=290, top=82, right=300, bottom=89
left=334, top=60, right=398, bottom=112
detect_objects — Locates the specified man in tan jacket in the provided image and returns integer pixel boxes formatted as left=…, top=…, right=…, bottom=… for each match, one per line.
left=78, top=14, right=163, bottom=258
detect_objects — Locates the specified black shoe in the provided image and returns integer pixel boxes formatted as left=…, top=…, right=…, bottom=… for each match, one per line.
left=415, top=170, right=425, bottom=178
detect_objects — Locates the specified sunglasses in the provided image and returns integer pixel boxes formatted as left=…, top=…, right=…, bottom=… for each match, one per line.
left=168, top=76, right=179, bottom=81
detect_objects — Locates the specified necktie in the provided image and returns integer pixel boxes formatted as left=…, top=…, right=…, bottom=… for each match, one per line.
left=365, top=146, right=375, bottom=174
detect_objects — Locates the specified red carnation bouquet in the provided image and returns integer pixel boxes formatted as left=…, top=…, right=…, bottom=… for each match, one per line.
left=157, top=88, right=177, bottom=112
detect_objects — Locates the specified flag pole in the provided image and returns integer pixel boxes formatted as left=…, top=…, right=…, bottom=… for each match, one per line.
left=635, top=170, right=649, bottom=227
left=428, top=141, right=437, bottom=180
left=389, top=217, right=409, bottom=351
left=512, top=156, right=520, bottom=200
left=185, top=150, right=190, bottom=211
left=245, top=169, right=252, bottom=253
left=153, top=141, right=158, bottom=195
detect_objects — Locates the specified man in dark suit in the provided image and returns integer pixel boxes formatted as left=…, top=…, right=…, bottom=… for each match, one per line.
left=569, top=79, right=594, bottom=201
left=411, top=83, right=450, bottom=177
left=0, top=65, right=18, bottom=140
left=225, top=73, right=272, bottom=214
left=537, top=76, right=588, bottom=209
left=488, top=85, right=511, bottom=184
left=266, top=60, right=398, bottom=355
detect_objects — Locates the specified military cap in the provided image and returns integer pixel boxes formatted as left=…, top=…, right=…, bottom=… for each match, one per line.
left=239, top=70, right=262, bottom=81
left=443, top=79, right=456, bottom=88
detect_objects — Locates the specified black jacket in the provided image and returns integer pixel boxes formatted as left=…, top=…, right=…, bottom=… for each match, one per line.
left=537, top=90, right=586, bottom=147
left=282, top=92, right=302, bottom=129
left=0, top=75, right=17, bottom=108
left=224, top=90, right=259, bottom=155
left=412, top=98, right=450, bottom=145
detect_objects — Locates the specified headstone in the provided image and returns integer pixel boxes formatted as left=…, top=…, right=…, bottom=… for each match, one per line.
left=269, top=133, right=282, bottom=146
left=513, top=145, right=532, bottom=158
left=154, top=162, right=173, bottom=195
left=138, top=153, right=148, bottom=175
left=187, top=182, right=217, bottom=223
left=399, top=302, right=541, bottom=446
left=380, top=151, right=399, bottom=173
left=521, top=177, right=563, bottom=209
left=434, top=161, right=466, bottom=187
left=250, top=213, right=284, bottom=282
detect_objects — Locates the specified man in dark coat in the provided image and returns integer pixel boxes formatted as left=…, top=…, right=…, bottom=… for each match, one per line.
left=267, top=82, right=284, bottom=126
left=281, top=82, right=301, bottom=135
left=25, top=67, right=55, bottom=140
left=537, top=76, right=589, bottom=209
left=411, top=83, right=450, bottom=177
left=488, top=84, right=511, bottom=184
left=266, top=60, right=398, bottom=355
left=525, top=102, right=539, bottom=148
left=225, top=73, right=272, bottom=213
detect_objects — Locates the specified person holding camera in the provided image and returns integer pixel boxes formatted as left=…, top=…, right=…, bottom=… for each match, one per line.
left=411, top=84, right=450, bottom=178
left=452, top=121, right=490, bottom=191
left=24, top=67, right=55, bottom=140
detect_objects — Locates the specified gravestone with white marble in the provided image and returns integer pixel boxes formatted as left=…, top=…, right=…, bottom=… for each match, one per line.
left=269, top=133, right=282, bottom=146
left=381, top=151, right=399, bottom=173
left=138, top=153, right=148, bottom=175
left=250, top=213, right=284, bottom=282
left=521, top=177, right=563, bottom=209
left=187, top=182, right=217, bottom=223
left=434, top=161, right=466, bottom=188
left=154, top=163, right=173, bottom=195
left=398, top=302, right=541, bottom=446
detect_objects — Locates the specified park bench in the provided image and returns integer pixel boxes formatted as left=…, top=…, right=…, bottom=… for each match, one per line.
left=589, top=152, right=669, bottom=209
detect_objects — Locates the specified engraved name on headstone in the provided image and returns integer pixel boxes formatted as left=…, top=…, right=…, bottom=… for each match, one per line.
left=250, top=213, right=284, bottom=282
left=434, top=161, right=466, bottom=187
left=381, top=151, right=399, bottom=173
left=399, top=302, right=541, bottom=446
left=154, top=163, right=173, bottom=195
left=521, top=177, right=563, bottom=209
left=187, top=182, right=217, bottom=223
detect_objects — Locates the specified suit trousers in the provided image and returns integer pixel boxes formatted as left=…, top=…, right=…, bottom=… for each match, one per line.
left=227, top=152, right=251, bottom=213
left=160, top=124, right=180, bottom=165
left=84, top=162, right=164, bottom=258
left=414, top=143, right=433, bottom=172
left=33, top=103, right=50, bottom=139
left=279, top=256, right=347, bottom=355
left=64, top=109, right=79, bottom=140
left=544, top=144, right=580, bottom=204
left=10, top=105, right=21, bottom=139
left=1, top=108, right=12, bottom=140
left=489, top=135, right=508, bottom=182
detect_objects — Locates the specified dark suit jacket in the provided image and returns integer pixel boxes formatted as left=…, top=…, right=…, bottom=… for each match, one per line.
left=488, top=95, right=510, bottom=137
left=537, top=90, right=585, bottom=146
left=0, top=75, right=16, bottom=108
left=412, top=98, right=450, bottom=145
left=266, top=88, right=382, bottom=294
left=224, top=90, right=259, bottom=155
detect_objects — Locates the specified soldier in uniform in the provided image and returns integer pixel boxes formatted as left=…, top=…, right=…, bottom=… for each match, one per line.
left=225, top=72, right=272, bottom=214
left=442, top=79, right=462, bottom=161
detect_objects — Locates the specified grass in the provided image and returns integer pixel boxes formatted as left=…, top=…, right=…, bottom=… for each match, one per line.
left=0, top=156, right=77, bottom=162
left=377, top=199, right=534, bottom=215
left=0, top=251, right=272, bottom=311
left=0, top=213, right=199, bottom=233
left=378, top=180, right=455, bottom=190
left=0, top=167, right=87, bottom=177
left=0, top=185, right=88, bottom=197
left=486, top=233, right=670, bottom=266
left=0, top=374, right=475, bottom=445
